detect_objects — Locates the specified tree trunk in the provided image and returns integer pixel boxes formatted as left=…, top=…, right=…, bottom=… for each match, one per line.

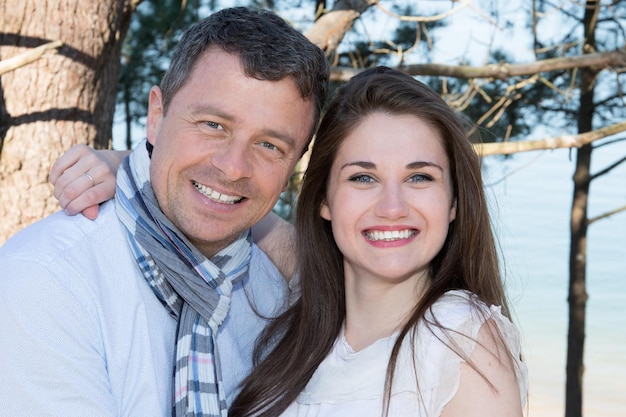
left=566, top=145, right=590, bottom=417
left=565, top=2, right=599, bottom=416
left=0, top=0, right=137, bottom=243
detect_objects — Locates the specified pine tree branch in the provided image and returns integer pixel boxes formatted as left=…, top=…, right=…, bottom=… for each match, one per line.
left=588, top=204, right=626, bottom=225
left=475, top=120, right=626, bottom=156
left=0, top=40, right=63, bottom=76
left=329, top=50, right=626, bottom=81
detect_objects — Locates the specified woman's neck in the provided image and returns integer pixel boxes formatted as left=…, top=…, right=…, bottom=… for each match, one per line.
left=343, top=272, right=429, bottom=352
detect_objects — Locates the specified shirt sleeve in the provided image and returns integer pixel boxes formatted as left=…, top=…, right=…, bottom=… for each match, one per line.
left=0, top=256, right=117, bottom=417
left=416, top=291, right=528, bottom=416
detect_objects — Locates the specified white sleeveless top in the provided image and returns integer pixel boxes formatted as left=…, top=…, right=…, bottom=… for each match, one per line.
left=280, top=290, right=528, bottom=417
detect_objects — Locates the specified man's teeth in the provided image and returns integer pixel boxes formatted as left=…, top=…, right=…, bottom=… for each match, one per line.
left=365, top=229, right=416, bottom=242
left=193, top=182, right=242, bottom=204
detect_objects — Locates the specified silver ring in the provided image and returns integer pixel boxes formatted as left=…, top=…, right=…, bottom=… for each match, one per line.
left=83, top=173, right=96, bottom=186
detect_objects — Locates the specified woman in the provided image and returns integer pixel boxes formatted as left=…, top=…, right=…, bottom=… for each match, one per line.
left=229, top=67, right=526, bottom=416
left=51, top=67, right=527, bottom=416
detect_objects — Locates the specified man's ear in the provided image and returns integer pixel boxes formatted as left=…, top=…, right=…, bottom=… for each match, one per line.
left=146, top=86, right=164, bottom=146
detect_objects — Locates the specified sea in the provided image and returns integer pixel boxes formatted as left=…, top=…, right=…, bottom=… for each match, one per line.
left=484, top=139, right=626, bottom=416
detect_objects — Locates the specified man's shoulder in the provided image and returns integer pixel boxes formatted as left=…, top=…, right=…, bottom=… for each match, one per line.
left=2, top=201, right=120, bottom=255
left=0, top=200, right=130, bottom=283
left=0, top=200, right=142, bottom=311
left=249, top=243, right=287, bottom=286
left=231, top=244, right=290, bottom=314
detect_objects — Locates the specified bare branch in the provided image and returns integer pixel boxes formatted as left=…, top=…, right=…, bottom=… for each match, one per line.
left=329, top=50, right=626, bottom=81
left=475, top=120, right=626, bottom=156
left=590, top=155, right=626, bottom=181
left=0, top=40, right=63, bottom=76
left=304, top=0, right=377, bottom=55
left=468, top=75, right=540, bottom=135
left=374, top=0, right=471, bottom=23
left=588, top=204, right=626, bottom=225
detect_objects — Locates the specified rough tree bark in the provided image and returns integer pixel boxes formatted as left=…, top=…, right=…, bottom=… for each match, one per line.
left=0, top=0, right=138, bottom=243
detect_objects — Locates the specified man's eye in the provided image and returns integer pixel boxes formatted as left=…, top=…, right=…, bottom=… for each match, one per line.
left=349, top=174, right=374, bottom=183
left=261, top=142, right=279, bottom=151
left=205, top=121, right=222, bottom=129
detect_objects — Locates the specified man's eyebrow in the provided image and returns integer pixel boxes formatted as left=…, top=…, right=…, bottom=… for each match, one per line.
left=260, top=128, right=297, bottom=149
left=189, top=104, right=233, bottom=121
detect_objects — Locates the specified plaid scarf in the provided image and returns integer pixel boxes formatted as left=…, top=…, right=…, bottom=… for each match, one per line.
left=115, top=139, right=251, bottom=417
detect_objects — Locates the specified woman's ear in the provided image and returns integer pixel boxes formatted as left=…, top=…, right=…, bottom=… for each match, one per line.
left=320, top=200, right=331, bottom=221
left=449, top=198, right=457, bottom=222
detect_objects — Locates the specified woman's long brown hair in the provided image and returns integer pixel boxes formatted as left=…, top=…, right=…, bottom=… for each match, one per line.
left=229, top=67, right=513, bottom=417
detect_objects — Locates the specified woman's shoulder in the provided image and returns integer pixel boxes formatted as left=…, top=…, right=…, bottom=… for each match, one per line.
left=406, top=289, right=519, bottom=386
left=426, top=290, right=511, bottom=335
left=404, top=290, right=527, bottom=415
left=419, top=289, right=524, bottom=360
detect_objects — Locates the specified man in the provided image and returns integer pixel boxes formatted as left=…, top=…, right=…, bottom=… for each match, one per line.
left=0, top=7, right=329, bottom=417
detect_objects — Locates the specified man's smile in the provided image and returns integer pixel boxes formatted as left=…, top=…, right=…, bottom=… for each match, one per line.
left=193, top=181, right=244, bottom=204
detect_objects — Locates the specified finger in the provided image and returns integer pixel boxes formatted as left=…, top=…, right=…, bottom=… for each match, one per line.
left=81, top=205, right=100, bottom=221
left=52, top=154, right=103, bottom=202
left=63, top=182, right=116, bottom=217
left=49, top=144, right=92, bottom=185
left=53, top=152, right=116, bottom=207
left=55, top=171, right=99, bottom=209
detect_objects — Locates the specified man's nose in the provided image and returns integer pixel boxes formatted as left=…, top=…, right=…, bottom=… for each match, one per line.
left=211, top=139, right=254, bottom=181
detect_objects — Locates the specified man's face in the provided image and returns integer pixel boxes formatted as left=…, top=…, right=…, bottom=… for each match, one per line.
left=146, top=47, right=315, bottom=258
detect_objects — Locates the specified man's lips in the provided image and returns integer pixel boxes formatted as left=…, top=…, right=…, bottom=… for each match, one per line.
left=192, top=181, right=244, bottom=204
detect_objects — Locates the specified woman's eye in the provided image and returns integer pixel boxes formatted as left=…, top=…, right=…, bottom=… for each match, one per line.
left=409, top=173, right=433, bottom=183
left=349, top=174, right=374, bottom=183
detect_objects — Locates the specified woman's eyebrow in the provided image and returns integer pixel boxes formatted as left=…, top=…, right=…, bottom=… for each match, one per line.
left=339, top=161, right=376, bottom=171
left=406, top=161, right=443, bottom=172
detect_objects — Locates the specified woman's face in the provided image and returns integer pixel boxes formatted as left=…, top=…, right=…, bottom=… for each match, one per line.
left=320, top=112, right=456, bottom=288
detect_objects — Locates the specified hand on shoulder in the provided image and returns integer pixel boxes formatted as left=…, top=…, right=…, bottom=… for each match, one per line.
left=251, top=212, right=296, bottom=282
left=49, top=145, right=128, bottom=219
